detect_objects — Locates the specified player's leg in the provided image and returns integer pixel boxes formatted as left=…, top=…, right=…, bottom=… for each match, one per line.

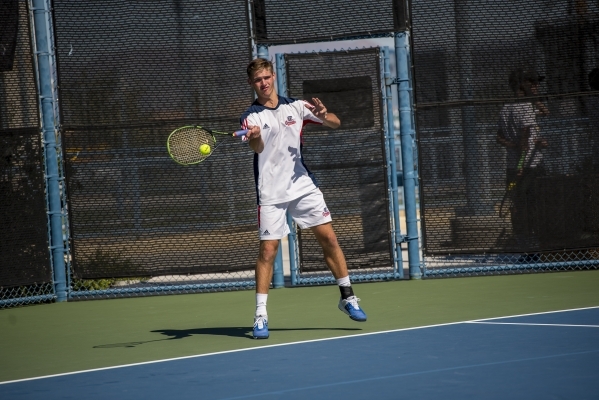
left=255, top=239, right=278, bottom=294
left=291, top=189, right=367, bottom=322
left=310, top=222, right=348, bottom=279
left=311, top=223, right=367, bottom=322
left=253, top=204, right=289, bottom=339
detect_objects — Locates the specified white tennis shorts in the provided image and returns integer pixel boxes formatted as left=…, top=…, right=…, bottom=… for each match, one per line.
left=257, top=188, right=332, bottom=240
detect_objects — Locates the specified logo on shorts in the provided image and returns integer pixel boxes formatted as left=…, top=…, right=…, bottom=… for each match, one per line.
left=284, top=116, right=296, bottom=126
left=322, top=207, right=330, bottom=217
left=263, top=123, right=269, bottom=129
left=262, top=230, right=270, bottom=235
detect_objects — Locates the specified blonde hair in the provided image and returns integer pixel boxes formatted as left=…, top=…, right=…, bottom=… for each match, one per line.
left=247, top=58, right=274, bottom=78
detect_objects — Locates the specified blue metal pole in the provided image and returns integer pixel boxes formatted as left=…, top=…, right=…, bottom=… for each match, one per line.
left=394, top=32, right=421, bottom=279
left=274, top=53, right=300, bottom=287
left=383, top=47, right=404, bottom=279
left=257, top=44, right=268, bottom=61
left=31, top=0, right=67, bottom=300
left=257, top=45, right=284, bottom=288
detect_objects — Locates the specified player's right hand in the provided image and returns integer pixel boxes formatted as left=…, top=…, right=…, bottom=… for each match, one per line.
left=246, top=125, right=265, bottom=153
left=246, top=125, right=261, bottom=140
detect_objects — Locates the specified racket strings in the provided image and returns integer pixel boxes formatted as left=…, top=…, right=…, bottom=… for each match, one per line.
left=168, top=127, right=214, bottom=165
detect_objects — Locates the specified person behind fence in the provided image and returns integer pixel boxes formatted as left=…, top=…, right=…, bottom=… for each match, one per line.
left=239, top=58, right=367, bottom=339
left=496, top=68, right=549, bottom=249
left=588, top=68, right=599, bottom=172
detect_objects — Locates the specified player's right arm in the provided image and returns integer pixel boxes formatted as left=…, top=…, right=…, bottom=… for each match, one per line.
left=241, top=113, right=264, bottom=154
left=246, top=125, right=264, bottom=153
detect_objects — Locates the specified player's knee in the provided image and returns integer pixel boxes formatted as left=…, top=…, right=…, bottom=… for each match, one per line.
left=319, top=231, right=339, bottom=249
left=259, top=242, right=279, bottom=263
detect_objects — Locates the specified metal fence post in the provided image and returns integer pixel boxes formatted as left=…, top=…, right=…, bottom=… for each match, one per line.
left=395, top=32, right=422, bottom=279
left=382, top=47, right=404, bottom=278
left=274, top=52, right=299, bottom=287
left=30, top=0, right=67, bottom=301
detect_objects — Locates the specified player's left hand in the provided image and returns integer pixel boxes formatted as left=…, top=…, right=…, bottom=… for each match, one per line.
left=307, top=97, right=328, bottom=120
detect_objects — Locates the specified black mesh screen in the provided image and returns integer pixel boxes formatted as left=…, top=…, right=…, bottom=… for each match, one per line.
left=52, top=0, right=257, bottom=279
left=412, top=1, right=599, bottom=254
left=285, top=49, right=392, bottom=272
left=252, top=0, right=407, bottom=44
left=0, top=1, right=51, bottom=287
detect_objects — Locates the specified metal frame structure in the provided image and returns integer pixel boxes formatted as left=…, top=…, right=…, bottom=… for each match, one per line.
left=271, top=45, right=411, bottom=286
left=31, top=0, right=67, bottom=302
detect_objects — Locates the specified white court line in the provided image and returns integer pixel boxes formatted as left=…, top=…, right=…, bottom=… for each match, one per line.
left=469, top=305, right=599, bottom=322
left=467, top=322, right=599, bottom=328
left=1, top=305, right=598, bottom=386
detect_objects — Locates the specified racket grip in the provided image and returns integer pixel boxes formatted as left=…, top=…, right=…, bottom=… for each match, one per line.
left=233, top=129, right=249, bottom=137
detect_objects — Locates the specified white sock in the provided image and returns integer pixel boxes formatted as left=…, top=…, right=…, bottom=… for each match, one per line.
left=336, top=276, right=351, bottom=287
left=256, top=293, right=268, bottom=317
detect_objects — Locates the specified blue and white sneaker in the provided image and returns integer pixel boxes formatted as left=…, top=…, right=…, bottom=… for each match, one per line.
left=253, top=315, right=269, bottom=339
left=338, top=296, right=367, bottom=322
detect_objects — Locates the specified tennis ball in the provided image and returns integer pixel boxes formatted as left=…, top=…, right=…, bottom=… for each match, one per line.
left=199, top=144, right=211, bottom=155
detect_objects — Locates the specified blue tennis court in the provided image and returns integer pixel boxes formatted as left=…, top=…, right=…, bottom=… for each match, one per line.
left=2, top=306, right=598, bottom=399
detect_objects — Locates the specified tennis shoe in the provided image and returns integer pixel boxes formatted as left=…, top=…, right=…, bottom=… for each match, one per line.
left=253, top=315, right=269, bottom=339
left=338, top=296, right=367, bottom=322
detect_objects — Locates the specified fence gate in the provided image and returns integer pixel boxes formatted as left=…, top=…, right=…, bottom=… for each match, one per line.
left=279, top=48, right=402, bottom=284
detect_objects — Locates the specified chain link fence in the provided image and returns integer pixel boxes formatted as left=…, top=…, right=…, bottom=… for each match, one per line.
left=412, top=0, right=599, bottom=276
left=1, top=0, right=54, bottom=308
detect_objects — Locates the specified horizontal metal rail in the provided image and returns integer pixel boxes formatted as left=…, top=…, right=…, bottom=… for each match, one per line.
left=424, top=259, right=599, bottom=277
left=69, top=280, right=256, bottom=298
left=296, top=272, right=398, bottom=285
left=0, top=294, right=56, bottom=307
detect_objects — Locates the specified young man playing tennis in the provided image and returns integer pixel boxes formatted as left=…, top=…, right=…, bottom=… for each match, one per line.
left=240, top=58, right=367, bottom=339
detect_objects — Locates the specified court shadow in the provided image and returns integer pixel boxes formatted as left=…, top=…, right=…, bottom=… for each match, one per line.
left=94, top=327, right=362, bottom=348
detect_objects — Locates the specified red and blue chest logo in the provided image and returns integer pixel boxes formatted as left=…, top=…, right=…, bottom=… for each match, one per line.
left=284, top=115, right=297, bottom=126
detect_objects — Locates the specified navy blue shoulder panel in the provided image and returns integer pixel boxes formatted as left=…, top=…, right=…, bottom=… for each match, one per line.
left=278, top=96, right=301, bottom=106
left=239, top=96, right=303, bottom=125
left=239, top=100, right=263, bottom=126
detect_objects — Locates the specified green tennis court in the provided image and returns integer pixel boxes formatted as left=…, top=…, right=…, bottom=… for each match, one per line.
left=2, top=271, right=598, bottom=385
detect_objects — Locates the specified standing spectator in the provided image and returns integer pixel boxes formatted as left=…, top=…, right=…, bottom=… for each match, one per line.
left=497, top=68, right=548, bottom=252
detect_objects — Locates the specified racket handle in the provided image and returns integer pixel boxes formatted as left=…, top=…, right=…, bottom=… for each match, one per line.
left=233, top=129, right=249, bottom=137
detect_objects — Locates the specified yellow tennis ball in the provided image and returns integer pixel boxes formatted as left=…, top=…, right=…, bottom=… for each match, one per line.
left=199, top=144, right=211, bottom=155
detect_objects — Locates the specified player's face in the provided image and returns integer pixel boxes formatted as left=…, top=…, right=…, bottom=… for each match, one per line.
left=249, top=68, right=276, bottom=99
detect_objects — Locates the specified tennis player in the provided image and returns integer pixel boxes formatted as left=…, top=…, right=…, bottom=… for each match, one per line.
left=497, top=68, right=548, bottom=249
left=240, top=58, right=367, bottom=339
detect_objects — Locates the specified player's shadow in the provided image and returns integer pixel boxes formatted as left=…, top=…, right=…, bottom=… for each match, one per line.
left=94, top=326, right=362, bottom=348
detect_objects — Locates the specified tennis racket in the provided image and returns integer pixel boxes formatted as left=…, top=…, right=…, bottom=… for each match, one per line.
left=167, top=126, right=248, bottom=166
left=499, top=144, right=541, bottom=218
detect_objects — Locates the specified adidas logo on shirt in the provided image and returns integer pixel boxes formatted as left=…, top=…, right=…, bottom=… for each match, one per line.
left=262, top=230, right=270, bottom=235
left=263, top=123, right=270, bottom=129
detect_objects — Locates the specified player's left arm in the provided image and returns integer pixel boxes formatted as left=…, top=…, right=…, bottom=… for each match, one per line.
left=305, top=98, right=340, bottom=129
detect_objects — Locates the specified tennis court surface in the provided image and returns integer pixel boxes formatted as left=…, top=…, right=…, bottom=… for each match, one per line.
left=1, top=271, right=599, bottom=399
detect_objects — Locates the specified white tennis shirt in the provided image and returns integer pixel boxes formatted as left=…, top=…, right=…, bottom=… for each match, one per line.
left=240, top=96, right=323, bottom=205
left=498, top=102, right=542, bottom=169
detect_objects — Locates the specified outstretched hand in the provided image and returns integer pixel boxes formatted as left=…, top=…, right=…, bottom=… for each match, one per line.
left=307, top=97, right=328, bottom=120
